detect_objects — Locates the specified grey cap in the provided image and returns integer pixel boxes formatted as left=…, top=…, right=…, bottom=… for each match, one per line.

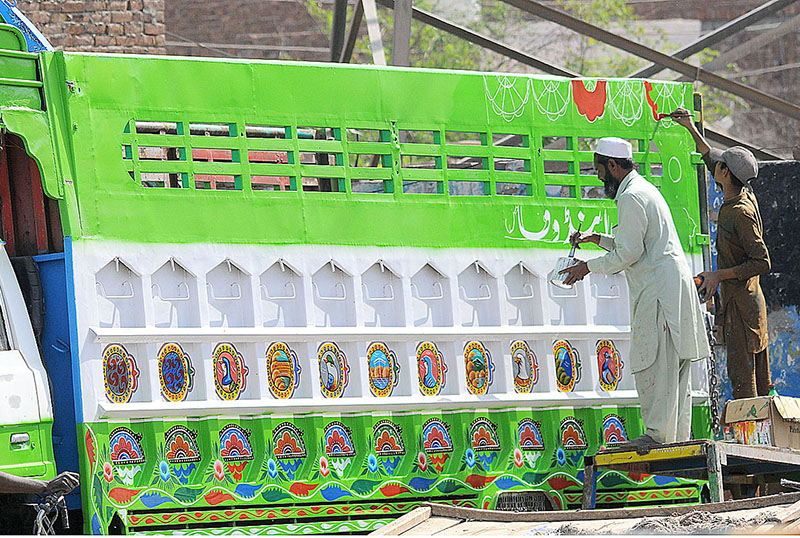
left=708, top=146, right=758, bottom=182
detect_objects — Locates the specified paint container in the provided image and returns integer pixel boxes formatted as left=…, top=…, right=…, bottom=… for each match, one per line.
left=549, top=256, right=577, bottom=289
left=550, top=225, right=581, bottom=289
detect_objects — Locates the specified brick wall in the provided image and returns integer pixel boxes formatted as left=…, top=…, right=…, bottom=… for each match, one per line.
left=15, top=0, right=165, bottom=54
left=164, top=0, right=330, bottom=62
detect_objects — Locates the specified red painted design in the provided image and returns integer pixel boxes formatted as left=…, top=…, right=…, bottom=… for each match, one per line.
left=110, top=436, right=135, bottom=462
left=547, top=475, right=579, bottom=490
left=644, top=81, right=665, bottom=121
left=380, top=483, right=411, bottom=497
left=465, top=474, right=497, bottom=488
left=226, top=461, right=247, bottom=481
left=471, top=426, right=494, bottom=449
left=108, top=487, right=140, bottom=504
left=167, top=434, right=197, bottom=461
left=429, top=453, right=449, bottom=472
left=375, top=430, right=402, bottom=453
left=572, top=80, right=607, bottom=122
left=274, top=431, right=302, bottom=458
left=561, top=424, right=584, bottom=447
left=423, top=425, right=448, bottom=451
left=85, top=430, right=96, bottom=471
left=204, top=490, right=235, bottom=506
left=289, top=481, right=318, bottom=497
left=324, top=428, right=354, bottom=455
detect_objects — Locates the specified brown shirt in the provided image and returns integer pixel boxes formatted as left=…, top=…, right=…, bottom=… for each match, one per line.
left=705, top=155, right=770, bottom=352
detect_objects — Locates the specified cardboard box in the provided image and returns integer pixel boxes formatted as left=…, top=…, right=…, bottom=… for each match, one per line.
left=723, top=396, right=800, bottom=449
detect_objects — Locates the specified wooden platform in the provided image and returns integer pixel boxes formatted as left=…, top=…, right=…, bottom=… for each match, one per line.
left=583, top=440, right=800, bottom=507
left=372, top=493, right=800, bottom=535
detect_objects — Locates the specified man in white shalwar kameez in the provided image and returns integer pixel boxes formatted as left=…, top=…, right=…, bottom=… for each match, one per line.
left=560, top=137, right=710, bottom=446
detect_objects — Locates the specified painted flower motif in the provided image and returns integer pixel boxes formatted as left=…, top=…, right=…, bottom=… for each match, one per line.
left=267, top=458, right=278, bottom=479
left=367, top=454, right=378, bottom=473
left=465, top=448, right=476, bottom=469
left=562, top=425, right=583, bottom=447
left=174, top=462, right=195, bottom=485
left=514, top=448, right=524, bottom=468
left=417, top=452, right=428, bottom=472
left=220, top=433, right=246, bottom=459
left=166, top=434, right=196, bottom=461
left=109, top=436, right=134, bottom=462
left=159, top=460, right=170, bottom=482
left=525, top=452, right=541, bottom=468
left=319, top=456, right=330, bottom=477
left=471, top=426, right=493, bottom=449
left=556, top=448, right=567, bottom=466
left=213, top=459, right=225, bottom=481
left=274, top=431, right=301, bottom=457
left=375, top=430, right=402, bottom=453
left=102, top=462, right=113, bottom=482
left=324, top=429, right=353, bottom=456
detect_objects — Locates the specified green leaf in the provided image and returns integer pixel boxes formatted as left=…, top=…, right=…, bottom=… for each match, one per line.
left=436, top=480, right=466, bottom=494
left=261, top=488, right=292, bottom=503
left=351, top=479, right=381, bottom=495
left=92, top=475, right=105, bottom=522
left=174, top=487, right=203, bottom=503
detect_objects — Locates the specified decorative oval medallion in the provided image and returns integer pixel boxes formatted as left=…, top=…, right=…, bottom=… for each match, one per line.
left=554, top=340, right=580, bottom=393
left=266, top=342, right=301, bottom=399
left=416, top=341, right=447, bottom=396
left=158, top=343, right=194, bottom=402
left=109, top=426, right=145, bottom=465
left=596, top=339, right=624, bottom=391
left=511, top=340, right=539, bottom=393
left=317, top=342, right=349, bottom=398
left=212, top=343, right=248, bottom=400
left=103, top=344, right=139, bottom=403
left=367, top=342, right=399, bottom=397
left=464, top=341, right=494, bottom=395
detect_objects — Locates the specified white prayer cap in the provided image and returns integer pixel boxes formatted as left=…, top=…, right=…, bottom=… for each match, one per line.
left=596, top=137, right=633, bottom=159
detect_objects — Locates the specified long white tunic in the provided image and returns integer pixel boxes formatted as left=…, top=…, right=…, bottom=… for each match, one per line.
left=585, top=170, right=710, bottom=373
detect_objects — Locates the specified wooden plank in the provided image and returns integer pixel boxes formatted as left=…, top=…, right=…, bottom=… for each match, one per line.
left=391, top=0, right=412, bottom=66
left=707, top=442, right=725, bottom=503
left=424, top=492, right=800, bottom=523
left=594, top=440, right=707, bottom=466
left=372, top=506, right=430, bottom=536
left=400, top=516, right=461, bottom=535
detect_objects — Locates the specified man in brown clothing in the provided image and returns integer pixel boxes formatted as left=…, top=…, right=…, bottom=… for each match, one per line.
left=673, top=108, right=771, bottom=399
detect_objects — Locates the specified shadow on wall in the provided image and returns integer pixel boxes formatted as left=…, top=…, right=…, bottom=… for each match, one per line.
left=711, top=161, right=800, bottom=406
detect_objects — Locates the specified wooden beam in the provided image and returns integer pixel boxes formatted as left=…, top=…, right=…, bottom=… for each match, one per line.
left=362, top=0, right=387, bottom=65
left=340, top=0, right=364, bottom=63
left=329, top=0, right=349, bottom=62
left=499, top=0, right=800, bottom=121
left=424, top=492, right=800, bottom=522
left=701, top=12, right=800, bottom=72
left=375, top=0, right=577, bottom=76
left=392, top=0, right=412, bottom=66
left=370, top=506, right=431, bottom=535
left=632, top=0, right=800, bottom=78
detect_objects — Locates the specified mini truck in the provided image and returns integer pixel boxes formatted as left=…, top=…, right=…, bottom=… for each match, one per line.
left=0, top=5, right=716, bottom=535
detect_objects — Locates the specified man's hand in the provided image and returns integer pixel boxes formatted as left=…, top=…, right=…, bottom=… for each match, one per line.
left=670, top=108, right=694, bottom=129
left=697, top=270, right=722, bottom=303
left=45, top=471, right=79, bottom=494
left=559, top=260, right=590, bottom=286
left=569, top=231, right=599, bottom=249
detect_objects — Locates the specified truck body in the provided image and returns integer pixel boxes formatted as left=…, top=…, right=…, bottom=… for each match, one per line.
left=0, top=8, right=715, bottom=534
